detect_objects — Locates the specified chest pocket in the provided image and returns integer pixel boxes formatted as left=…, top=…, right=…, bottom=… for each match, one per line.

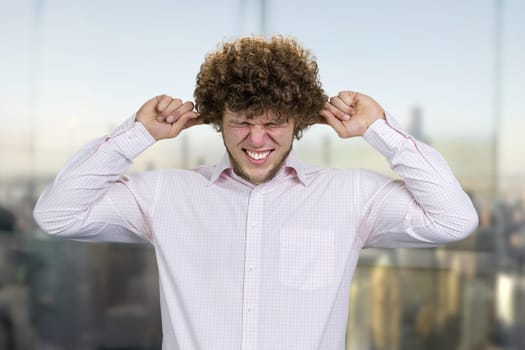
left=279, top=229, right=335, bottom=291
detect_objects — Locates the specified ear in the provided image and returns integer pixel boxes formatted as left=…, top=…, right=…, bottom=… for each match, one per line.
left=215, top=121, right=223, bottom=132
left=294, top=127, right=303, bottom=140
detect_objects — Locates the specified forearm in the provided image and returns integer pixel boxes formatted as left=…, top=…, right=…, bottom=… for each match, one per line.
left=362, top=113, right=479, bottom=246
left=33, top=116, right=155, bottom=237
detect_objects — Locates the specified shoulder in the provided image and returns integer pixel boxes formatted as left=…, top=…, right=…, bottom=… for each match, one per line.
left=125, top=166, right=214, bottom=188
left=307, top=165, right=397, bottom=196
left=297, top=163, right=359, bottom=192
left=193, top=164, right=216, bottom=181
left=156, top=166, right=215, bottom=185
left=300, top=162, right=379, bottom=184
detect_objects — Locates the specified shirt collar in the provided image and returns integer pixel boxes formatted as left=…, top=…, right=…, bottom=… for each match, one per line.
left=209, top=150, right=307, bottom=187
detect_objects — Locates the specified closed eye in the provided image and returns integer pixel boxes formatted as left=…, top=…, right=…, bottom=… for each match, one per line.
left=230, top=121, right=250, bottom=127
left=265, top=120, right=289, bottom=128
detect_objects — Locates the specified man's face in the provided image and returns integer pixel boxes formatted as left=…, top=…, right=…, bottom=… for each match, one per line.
left=222, top=109, right=295, bottom=185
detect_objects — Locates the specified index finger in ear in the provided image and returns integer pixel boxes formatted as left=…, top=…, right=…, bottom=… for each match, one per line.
left=329, top=96, right=356, bottom=116
left=315, top=113, right=328, bottom=125
left=320, top=109, right=346, bottom=137
left=183, top=115, right=206, bottom=129
left=324, top=101, right=350, bottom=121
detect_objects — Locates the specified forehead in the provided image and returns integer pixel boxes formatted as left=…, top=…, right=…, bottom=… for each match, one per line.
left=223, top=108, right=288, bottom=123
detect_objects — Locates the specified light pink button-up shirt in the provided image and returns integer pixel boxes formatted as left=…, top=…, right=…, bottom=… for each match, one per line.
left=34, top=113, right=478, bottom=350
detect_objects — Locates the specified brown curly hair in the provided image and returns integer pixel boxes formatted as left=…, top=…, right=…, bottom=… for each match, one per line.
left=194, top=35, right=327, bottom=139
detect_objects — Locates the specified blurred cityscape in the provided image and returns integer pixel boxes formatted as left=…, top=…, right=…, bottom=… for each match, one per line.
left=1, top=0, right=524, bottom=349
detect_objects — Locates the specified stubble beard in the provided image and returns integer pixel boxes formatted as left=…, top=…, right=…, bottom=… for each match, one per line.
left=226, top=146, right=293, bottom=185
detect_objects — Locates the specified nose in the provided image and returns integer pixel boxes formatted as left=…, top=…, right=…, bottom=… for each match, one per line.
left=248, top=124, right=268, bottom=147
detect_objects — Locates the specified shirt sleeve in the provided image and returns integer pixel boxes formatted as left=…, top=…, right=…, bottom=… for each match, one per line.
left=33, top=114, right=158, bottom=244
left=357, top=113, right=479, bottom=248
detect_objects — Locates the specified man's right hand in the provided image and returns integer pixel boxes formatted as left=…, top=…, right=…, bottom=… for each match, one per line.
left=135, top=95, right=203, bottom=140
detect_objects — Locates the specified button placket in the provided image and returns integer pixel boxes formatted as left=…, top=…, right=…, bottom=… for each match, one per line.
left=241, top=190, right=263, bottom=350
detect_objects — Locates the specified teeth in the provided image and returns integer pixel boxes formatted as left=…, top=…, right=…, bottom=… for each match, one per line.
left=246, top=150, right=271, bottom=160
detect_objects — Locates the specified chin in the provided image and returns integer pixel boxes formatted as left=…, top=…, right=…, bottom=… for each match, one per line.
left=247, top=168, right=278, bottom=185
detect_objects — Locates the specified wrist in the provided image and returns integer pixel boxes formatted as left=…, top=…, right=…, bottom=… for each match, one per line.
left=363, top=111, right=385, bottom=134
left=111, top=122, right=157, bottom=159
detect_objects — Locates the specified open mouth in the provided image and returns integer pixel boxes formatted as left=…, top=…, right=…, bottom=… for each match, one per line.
left=244, top=149, right=273, bottom=162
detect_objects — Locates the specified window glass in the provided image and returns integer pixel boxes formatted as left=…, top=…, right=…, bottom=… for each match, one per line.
left=0, top=0, right=524, bottom=349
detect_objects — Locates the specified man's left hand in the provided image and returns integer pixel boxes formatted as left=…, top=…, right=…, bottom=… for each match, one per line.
left=320, top=91, right=386, bottom=138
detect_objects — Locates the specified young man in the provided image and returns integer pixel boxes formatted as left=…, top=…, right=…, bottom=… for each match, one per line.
left=34, top=36, right=478, bottom=349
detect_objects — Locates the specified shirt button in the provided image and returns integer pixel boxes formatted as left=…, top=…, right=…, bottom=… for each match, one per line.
left=248, top=307, right=253, bottom=312
left=248, top=266, right=254, bottom=272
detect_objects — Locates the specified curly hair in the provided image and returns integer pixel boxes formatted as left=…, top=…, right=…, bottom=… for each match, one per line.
left=194, top=36, right=327, bottom=139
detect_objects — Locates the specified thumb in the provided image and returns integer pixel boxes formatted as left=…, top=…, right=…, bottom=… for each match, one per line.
left=137, top=96, right=163, bottom=121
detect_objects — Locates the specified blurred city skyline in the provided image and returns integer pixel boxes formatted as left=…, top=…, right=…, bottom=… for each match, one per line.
left=0, top=0, right=524, bottom=183
left=1, top=2, right=525, bottom=349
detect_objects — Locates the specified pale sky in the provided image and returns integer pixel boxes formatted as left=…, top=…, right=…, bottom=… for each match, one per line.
left=0, top=0, right=524, bottom=184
